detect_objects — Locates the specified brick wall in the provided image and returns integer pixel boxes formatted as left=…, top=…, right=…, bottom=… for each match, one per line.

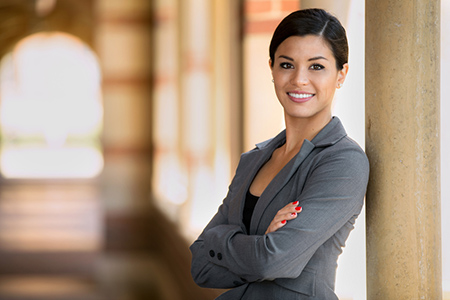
left=244, top=0, right=299, bottom=34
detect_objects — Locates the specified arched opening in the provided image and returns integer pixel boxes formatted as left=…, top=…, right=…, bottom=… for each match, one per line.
left=0, top=32, right=103, bottom=179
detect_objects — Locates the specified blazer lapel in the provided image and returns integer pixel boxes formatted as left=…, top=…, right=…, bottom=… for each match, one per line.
left=227, top=132, right=286, bottom=228
left=249, top=140, right=315, bottom=234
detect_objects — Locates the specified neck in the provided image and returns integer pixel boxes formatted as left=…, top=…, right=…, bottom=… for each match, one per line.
left=283, top=113, right=332, bottom=153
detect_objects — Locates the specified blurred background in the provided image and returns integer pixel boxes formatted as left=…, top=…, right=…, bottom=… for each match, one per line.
left=0, top=0, right=448, bottom=299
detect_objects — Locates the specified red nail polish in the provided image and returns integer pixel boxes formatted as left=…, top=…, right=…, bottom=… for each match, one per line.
left=292, top=201, right=299, bottom=205
left=295, top=206, right=302, bottom=211
left=281, top=220, right=286, bottom=224
left=291, top=213, right=296, bottom=217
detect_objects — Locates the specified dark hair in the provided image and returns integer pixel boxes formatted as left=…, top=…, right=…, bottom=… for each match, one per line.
left=269, top=8, right=348, bottom=70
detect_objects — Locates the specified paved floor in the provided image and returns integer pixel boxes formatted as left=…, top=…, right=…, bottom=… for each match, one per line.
left=0, top=178, right=222, bottom=300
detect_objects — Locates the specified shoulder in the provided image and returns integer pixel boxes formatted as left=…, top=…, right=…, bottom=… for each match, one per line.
left=337, top=135, right=368, bottom=163
left=314, top=135, right=369, bottom=178
left=312, top=117, right=368, bottom=168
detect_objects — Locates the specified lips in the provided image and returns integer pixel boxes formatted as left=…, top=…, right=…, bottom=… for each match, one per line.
left=287, top=91, right=315, bottom=103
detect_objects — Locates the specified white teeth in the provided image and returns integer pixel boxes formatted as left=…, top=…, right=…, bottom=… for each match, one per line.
left=288, top=93, right=314, bottom=99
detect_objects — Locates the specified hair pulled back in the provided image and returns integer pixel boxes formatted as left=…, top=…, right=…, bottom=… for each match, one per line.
left=269, top=8, right=348, bottom=70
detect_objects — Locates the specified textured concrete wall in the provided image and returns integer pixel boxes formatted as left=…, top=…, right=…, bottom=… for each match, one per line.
left=365, top=0, right=442, bottom=299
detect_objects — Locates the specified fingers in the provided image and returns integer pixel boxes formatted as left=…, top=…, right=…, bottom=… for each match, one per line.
left=265, top=219, right=287, bottom=234
left=265, top=201, right=302, bottom=234
left=278, top=201, right=302, bottom=221
left=276, top=206, right=301, bottom=225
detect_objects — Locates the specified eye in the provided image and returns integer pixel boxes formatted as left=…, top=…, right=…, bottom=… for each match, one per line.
left=280, top=62, right=294, bottom=69
left=310, top=64, right=324, bottom=71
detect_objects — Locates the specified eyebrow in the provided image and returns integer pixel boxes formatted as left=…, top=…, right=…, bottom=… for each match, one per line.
left=278, top=55, right=294, bottom=61
left=308, top=56, right=328, bottom=61
left=277, top=55, right=328, bottom=61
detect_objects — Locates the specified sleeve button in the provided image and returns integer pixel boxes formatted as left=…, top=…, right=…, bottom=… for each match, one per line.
left=217, top=253, right=223, bottom=260
left=209, top=250, right=215, bottom=258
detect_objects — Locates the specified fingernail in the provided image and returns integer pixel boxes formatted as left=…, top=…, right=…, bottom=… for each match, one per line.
left=291, top=213, right=297, bottom=217
left=281, top=220, right=286, bottom=224
left=295, top=206, right=302, bottom=211
left=292, top=201, right=299, bottom=205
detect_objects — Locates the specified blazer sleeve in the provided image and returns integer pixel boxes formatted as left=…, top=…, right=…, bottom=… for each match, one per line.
left=190, top=164, right=249, bottom=288
left=201, top=146, right=369, bottom=282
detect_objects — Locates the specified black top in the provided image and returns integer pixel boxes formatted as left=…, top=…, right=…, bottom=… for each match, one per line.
left=243, top=190, right=259, bottom=233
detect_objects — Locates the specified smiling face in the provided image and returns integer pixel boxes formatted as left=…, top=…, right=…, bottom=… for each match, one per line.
left=270, top=35, right=348, bottom=125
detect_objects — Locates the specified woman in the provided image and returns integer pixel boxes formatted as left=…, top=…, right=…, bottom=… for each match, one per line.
left=190, top=8, right=369, bottom=299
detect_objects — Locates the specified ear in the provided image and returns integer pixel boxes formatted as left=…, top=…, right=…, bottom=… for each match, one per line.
left=269, top=58, right=275, bottom=81
left=337, top=63, right=349, bottom=85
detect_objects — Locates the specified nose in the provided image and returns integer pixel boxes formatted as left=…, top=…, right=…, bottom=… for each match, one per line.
left=291, top=68, right=309, bottom=86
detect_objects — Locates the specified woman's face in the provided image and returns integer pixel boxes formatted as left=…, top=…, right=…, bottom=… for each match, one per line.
left=270, top=35, right=348, bottom=123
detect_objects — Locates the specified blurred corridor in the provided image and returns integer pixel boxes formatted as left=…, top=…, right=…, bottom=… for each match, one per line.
left=0, top=0, right=228, bottom=299
left=0, top=0, right=449, bottom=299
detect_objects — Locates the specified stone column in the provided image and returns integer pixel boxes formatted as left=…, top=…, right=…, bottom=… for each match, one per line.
left=95, top=0, right=153, bottom=214
left=365, top=1, right=441, bottom=299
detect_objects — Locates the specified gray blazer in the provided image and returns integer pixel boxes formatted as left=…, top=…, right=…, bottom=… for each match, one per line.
left=190, top=117, right=369, bottom=299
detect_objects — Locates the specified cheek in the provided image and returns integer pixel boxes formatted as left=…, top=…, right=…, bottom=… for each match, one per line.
left=317, top=76, right=338, bottom=91
left=274, top=85, right=286, bottom=99
left=313, top=79, right=337, bottom=101
left=273, top=70, right=287, bottom=82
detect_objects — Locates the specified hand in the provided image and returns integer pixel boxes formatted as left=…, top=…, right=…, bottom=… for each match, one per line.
left=265, top=201, right=302, bottom=234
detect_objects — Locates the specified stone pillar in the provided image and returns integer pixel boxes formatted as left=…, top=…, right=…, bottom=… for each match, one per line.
left=94, top=0, right=153, bottom=214
left=365, top=1, right=441, bottom=299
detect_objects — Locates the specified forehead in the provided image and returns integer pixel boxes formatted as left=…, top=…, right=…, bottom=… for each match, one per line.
left=275, top=35, right=334, bottom=59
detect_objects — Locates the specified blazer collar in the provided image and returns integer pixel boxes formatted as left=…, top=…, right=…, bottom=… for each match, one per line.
left=310, top=116, right=347, bottom=147
left=255, top=116, right=347, bottom=151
